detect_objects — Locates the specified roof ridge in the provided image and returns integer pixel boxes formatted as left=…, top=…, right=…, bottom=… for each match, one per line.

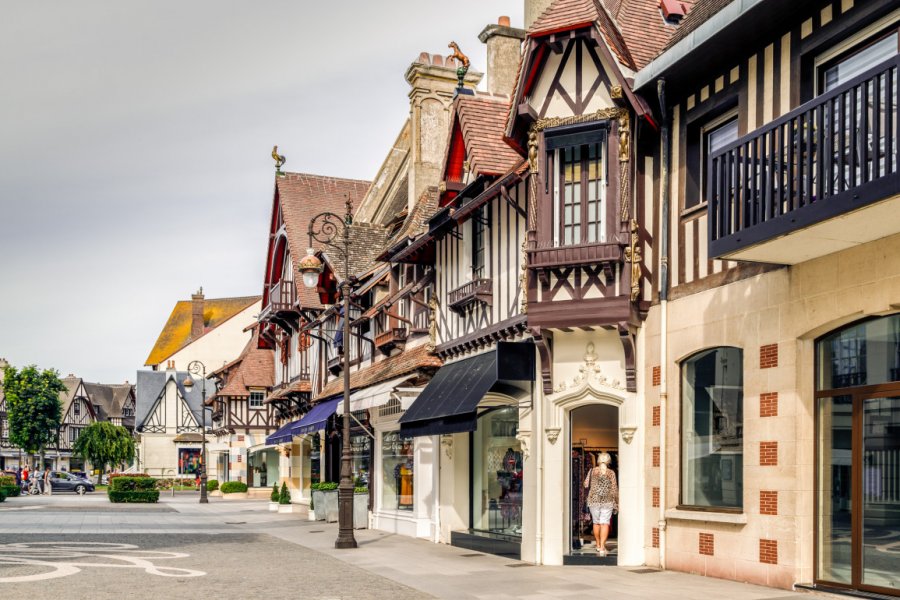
left=279, top=171, right=372, bottom=185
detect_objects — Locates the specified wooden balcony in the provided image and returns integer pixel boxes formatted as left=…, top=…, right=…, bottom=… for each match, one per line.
left=268, top=280, right=297, bottom=314
left=527, top=242, right=623, bottom=269
left=709, top=55, right=899, bottom=264
left=448, top=278, right=492, bottom=314
left=375, top=327, right=408, bottom=355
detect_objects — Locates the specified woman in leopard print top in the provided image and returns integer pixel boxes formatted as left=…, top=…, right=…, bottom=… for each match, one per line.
left=583, top=452, right=618, bottom=555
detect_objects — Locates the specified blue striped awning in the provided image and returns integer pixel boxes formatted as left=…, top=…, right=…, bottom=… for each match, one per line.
left=293, top=398, right=340, bottom=435
left=266, top=419, right=301, bottom=445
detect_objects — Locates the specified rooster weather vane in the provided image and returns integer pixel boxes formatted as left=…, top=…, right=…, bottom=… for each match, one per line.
left=272, top=145, right=286, bottom=176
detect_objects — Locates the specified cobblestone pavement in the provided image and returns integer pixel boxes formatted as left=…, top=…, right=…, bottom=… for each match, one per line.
left=0, top=493, right=838, bottom=600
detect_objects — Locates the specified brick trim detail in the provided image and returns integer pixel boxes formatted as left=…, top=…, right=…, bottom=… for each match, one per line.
left=652, top=487, right=660, bottom=507
left=699, top=532, right=714, bottom=556
left=760, top=490, right=778, bottom=515
left=760, top=441, right=778, bottom=466
left=760, top=539, right=778, bottom=564
left=652, top=366, right=661, bottom=386
left=652, top=527, right=659, bottom=548
left=652, top=446, right=660, bottom=467
left=760, top=392, right=778, bottom=417
left=652, top=405, right=660, bottom=426
left=760, top=343, right=778, bottom=369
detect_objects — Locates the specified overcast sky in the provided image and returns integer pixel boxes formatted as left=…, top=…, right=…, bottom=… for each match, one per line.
left=0, top=1, right=524, bottom=384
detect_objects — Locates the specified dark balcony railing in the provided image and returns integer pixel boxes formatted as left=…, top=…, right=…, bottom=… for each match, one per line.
left=269, top=280, right=297, bottom=312
left=448, top=278, right=492, bottom=313
left=527, top=242, right=623, bottom=269
left=709, top=56, right=898, bottom=258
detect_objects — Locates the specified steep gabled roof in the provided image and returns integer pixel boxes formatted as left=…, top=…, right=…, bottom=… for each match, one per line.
left=452, top=94, right=522, bottom=177
left=529, top=0, right=635, bottom=70
left=315, top=344, right=442, bottom=401
left=134, top=370, right=210, bottom=431
left=269, top=172, right=371, bottom=309
left=211, top=328, right=275, bottom=398
left=144, top=296, right=260, bottom=367
left=659, top=0, right=724, bottom=53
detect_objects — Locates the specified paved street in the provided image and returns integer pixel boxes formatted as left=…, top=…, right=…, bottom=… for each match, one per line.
left=0, top=493, right=839, bottom=600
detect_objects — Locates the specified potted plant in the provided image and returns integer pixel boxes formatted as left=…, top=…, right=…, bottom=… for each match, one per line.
left=269, top=483, right=279, bottom=511
left=353, top=486, right=369, bottom=529
left=277, top=482, right=294, bottom=513
left=219, top=481, right=249, bottom=499
left=311, top=483, right=326, bottom=521
left=320, top=482, right=339, bottom=523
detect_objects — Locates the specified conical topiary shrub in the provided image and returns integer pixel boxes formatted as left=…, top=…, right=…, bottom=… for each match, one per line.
left=279, top=482, right=291, bottom=505
left=270, top=483, right=279, bottom=502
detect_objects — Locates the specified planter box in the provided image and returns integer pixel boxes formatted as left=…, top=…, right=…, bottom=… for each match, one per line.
left=307, top=510, right=317, bottom=521
left=323, top=490, right=339, bottom=523
left=353, top=493, right=369, bottom=529
left=277, top=503, right=298, bottom=514
left=209, top=490, right=223, bottom=497
left=312, top=490, right=326, bottom=521
left=269, top=502, right=279, bottom=512
left=222, top=492, right=249, bottom=500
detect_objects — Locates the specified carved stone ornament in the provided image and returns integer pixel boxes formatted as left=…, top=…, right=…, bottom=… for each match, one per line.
left=619, top=426, right=637, bottom=444
left=515, top=430, right=531, bottom=460
left=545, top=427, right=561, bottom=444
left=623, top=219, right=642, bottom=302
left=609, top=85, right=624, bottom=100
left=426, top=296, right=439, bottom=351
left=441, top=435, right=453, bottom=459
left=553, top=342, right=627, bottom=393
left=519, top=240, right=528, bottom=315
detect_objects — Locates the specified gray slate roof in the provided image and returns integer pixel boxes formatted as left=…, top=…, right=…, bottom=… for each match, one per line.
left=135, top=370, right=212, bottom=431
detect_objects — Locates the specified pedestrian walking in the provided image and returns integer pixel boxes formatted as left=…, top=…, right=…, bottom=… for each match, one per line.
left=582, top=452, right=618, bottom=557
left=42, top=467, right=52, bottom=496
left=15, top=467, right=22, bottom=487
left=21, top=466, right=30, bottom=493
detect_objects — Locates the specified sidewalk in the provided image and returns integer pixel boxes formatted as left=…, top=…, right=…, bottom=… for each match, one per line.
left=219, top=507, right=830, bottom=600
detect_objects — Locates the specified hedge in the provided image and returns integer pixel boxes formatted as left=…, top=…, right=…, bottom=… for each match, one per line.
left=0, top=490, right=5, bottom=502
left=0, top=475, right=15, bottom=487
left=0, top=485, right=21, bottom=498
left=108, top=490, right=159, bottom=503
left=108, top=473, right=150, bottom=481
left=109, top=476, right=158, bottom=492
left=207, top=479, right=219, bottom=492
left=311, top=482, right=338, bottom=491
left=220, top=481, right=248, bottom=494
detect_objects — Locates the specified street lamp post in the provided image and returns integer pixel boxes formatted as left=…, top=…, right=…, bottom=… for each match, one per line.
left=182, top=361, right=208, bottom=504
left=297, top=196, right=357, bottom=549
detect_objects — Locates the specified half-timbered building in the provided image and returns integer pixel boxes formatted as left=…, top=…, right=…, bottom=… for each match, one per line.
left=629, top=0, right=900, bottom=594
left=207, top=325, right=276, bottom=487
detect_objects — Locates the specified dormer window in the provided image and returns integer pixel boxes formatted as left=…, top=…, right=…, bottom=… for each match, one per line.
left=547, top=123, right=608, bottom=247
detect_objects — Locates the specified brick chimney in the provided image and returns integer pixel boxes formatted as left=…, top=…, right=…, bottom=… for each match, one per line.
left=405, top=52, right=483, bottom=213
left=479, top=17, right=526, bottom=96
left=191, top=287, right=204, bottom=340
left=525, top=0, right=554, bottom=29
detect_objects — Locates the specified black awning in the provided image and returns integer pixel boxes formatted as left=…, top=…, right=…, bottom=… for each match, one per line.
left=399, top=342, right=533, bottom=437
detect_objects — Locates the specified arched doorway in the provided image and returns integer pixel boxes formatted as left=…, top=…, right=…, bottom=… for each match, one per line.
left=815, top=313, right=900, bottom=596
left=569, top=404, right=619, bottom=557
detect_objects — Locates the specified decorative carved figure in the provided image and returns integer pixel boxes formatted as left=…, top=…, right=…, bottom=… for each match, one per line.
left=448, top=41, right=470, bottom=90
left=623, top=219, right=642, bottom=302
left=426, top=296, right=439, bottom=351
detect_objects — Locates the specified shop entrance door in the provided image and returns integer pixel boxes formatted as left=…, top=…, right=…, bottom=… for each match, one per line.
left=569, top=404, right=618, bottom=557
left=817, top=392, right=900, bottom=595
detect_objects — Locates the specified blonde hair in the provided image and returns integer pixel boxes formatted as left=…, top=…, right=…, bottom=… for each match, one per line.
left=597, top=452, right=611, bottom=473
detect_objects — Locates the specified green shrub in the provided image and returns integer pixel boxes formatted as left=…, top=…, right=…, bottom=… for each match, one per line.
left=220, top=481, right=248, bottom=494
left=109, top=476, right=158, bottom=492
left=0, top=490, right=5, bottom=502
left=354, top=487, right=368, bottom=494
left=0, top=475, right=15, bottom=487
left=0, top=485, right=20, bottom=498
left=206, top=479, right=219, bottom=492
left=270, top=484, right=279, bottom=502
left=278, top=482, right=290, bottom=505
left=318, top=482, right=338, bottom=491
left=108, top=490, right=159, bottom=503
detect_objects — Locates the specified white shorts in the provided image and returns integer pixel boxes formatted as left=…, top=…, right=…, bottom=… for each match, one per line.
left=589, top=505, right=614, bottom=525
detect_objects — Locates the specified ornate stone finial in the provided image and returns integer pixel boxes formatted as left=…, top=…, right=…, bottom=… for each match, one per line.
left=272, top=145, right=286, bottom=175
left=448, top=41, right=470, bottom=91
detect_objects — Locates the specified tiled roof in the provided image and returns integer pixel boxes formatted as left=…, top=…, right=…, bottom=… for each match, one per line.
left=275, top=172, right=371, bottom=308
left=144, top=296, right=260, bottom=366
left=454, top=94, right=522, bottom=177
left=264, top=379, right=311, bottom=404
left=315, top=344, right=442, bottom=401
left=613, top=0, right=695, bottom=69
left=660, top=0, right=726, bottom=53
left=529, top=0, right=635, bottom=70
left=213, top=328, right=275, bottom=397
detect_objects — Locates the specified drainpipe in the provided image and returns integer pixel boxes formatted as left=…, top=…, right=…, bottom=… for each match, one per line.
left=656, top=78, right=670, bottom=570
left=535, top=379, right=543, bottom=564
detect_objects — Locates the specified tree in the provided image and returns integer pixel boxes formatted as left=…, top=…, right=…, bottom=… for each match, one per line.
left=73, top=422, right=135, bottom=483
left=2, top=364, right=65, bottom=464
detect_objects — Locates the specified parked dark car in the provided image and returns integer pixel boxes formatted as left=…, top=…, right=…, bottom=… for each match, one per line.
left=44, top=471, right=95, bottom=495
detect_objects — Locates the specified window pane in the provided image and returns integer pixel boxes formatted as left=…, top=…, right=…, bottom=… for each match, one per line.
left=862, top=396, right=900, bottom=588
left=817, top=314, right=900, bottom=390
left=381, top=431, right=414, bottom=511
left=472, top=407, right=523, bottom=535
left=824, top=33, right=898, bottom=92
left=708, top=119, right=739, bottom=156
left=681, top=347, right=743, bottom=509
left=817, top=395, right=854, bottom=584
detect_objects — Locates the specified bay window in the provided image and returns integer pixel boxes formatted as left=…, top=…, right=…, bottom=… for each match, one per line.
left=547, top=124, right=608, bottom=246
